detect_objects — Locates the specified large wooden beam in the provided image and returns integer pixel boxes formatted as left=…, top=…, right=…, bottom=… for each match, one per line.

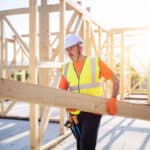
left=0, top=78, right=150, bottom=121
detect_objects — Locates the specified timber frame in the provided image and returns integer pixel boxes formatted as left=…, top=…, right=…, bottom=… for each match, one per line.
left=0, top=0, right=150, bottom=149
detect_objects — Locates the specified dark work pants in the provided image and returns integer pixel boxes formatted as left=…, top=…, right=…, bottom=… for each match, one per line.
left=73, top=112, right=102, bottom=150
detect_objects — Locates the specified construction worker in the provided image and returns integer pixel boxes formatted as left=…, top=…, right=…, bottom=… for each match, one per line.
left=59, top=34, right=119, bottom=150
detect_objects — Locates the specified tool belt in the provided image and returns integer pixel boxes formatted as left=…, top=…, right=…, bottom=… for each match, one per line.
left=64, top=114, right=80, bottom=139
left=66, top=108, right=80, bottom=115
left=64, top=112, right=79, bottom=127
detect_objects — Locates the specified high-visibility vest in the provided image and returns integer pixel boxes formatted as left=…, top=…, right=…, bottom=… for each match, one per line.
left=63, top=57, right=103, bottom=114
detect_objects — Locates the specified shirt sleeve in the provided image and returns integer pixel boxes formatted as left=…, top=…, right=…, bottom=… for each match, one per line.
left=99, top=60, right=113, bottom=80
left=59, top=75, right=69, bottom=89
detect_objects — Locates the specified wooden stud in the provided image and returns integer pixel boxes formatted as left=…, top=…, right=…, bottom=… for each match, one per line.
left=29, top=0, right=39, bottom=150
left=58, top=0, right=65, bottom=62
left=148, top=58, right=150, bottom=102
left=120, top=32, right=125, bottom=99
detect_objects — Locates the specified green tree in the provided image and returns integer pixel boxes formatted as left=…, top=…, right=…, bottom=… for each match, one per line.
left=10, top=70, right=29, bottom=81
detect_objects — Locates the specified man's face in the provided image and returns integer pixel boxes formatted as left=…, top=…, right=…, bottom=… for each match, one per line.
left=66, top=45, right=79, bottom=61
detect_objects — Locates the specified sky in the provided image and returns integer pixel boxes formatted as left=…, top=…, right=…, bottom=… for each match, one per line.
left=81, top=0, right=150, bottom=28
left=1, top=0, right=150, bottom=28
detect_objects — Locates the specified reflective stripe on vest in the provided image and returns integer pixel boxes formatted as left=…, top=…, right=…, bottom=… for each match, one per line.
left=63, top=57, right=103, bottom=97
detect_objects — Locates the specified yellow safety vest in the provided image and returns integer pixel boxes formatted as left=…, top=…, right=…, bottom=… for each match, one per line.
left=63, top=57, right=103, bottom=114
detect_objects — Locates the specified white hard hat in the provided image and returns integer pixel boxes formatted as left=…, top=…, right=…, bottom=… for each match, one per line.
left=64, top=34, right=83, bottom=49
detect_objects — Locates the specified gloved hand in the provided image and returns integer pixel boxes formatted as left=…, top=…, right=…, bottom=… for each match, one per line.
left=106, top=97, right=117, bottom=115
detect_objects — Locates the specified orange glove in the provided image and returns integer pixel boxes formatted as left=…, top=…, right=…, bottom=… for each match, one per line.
left=106, top=98, right=117, bottom=115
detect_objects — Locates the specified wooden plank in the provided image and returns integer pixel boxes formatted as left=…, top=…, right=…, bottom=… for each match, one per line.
left=30, top=104, right=39, bottom=150
left=0, top=99, right=5, bottom=115
left=59, top=108, right=65, bottom=135
left=38, top=106, right=50, bottom=146
left=1, top=65, right=29, bottom=69
left=29, top=1, right=39, bottom=150
left=29, top=0, right=38, bottom=83
left=120, top=32, right=125, bottom=99
left=0, top=19, right=5, bottom=78
left=85, top=21, right=90, bottom=55
left=90, top=27, right=99, bottom=56
left=73, top=14, right=83, bottom=34
left=0, top=8, right=29, bottom=16
left=66, top=0, right=106, bottom=32
left=4, top=17, right=29, bottom=56
left=0, top=78, right=150, bottom=121
left=3, top=101, right=16, bottom=115
left=97, top=27, right=102, bottom=57
left=66, top=0, right=85, bottom=14
left=0, top=4, right=61, bottom=16
left=111, top=26, right=150, bottom=33
left=58, top=0, right=65, bottom=62
left=41, top=131, right=71, bottom=150
left=39, top=1, right=49, bottom=60
left=66, top=12, right=77, bottom=34
left=148, top=59, right=150, bottom=102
